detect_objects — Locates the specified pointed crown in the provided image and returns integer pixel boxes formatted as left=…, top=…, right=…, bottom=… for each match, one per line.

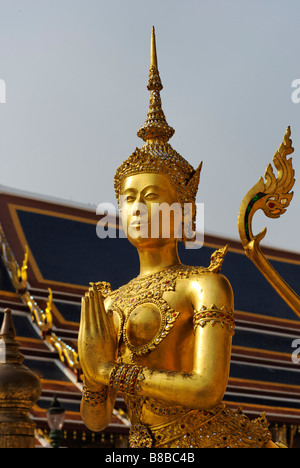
left=114, top=27, right=202, bottom=207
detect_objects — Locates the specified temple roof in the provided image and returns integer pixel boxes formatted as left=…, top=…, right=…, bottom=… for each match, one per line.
left=0, top=188, right=299, bottom=446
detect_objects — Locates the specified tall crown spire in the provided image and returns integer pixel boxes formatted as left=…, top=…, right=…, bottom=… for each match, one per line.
left=114, top=26, right=202, bottom=242
left=137, top=26, right=175, bottom=143
left=150, top=25, right=158, bottom=69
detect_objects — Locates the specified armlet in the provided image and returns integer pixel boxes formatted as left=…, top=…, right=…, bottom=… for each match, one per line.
left=193, top=305, right=235, bottom=335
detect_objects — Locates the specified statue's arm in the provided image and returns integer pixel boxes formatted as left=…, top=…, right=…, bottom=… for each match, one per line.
left=96, top=274, right=234, bottom=410
left=80, top=386, right=117, bottom=432
left=190, top=273, right=234, bottom=406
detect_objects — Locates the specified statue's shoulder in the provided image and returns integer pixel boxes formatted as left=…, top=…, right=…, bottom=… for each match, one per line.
left=179, top=245, right=233, bottom=308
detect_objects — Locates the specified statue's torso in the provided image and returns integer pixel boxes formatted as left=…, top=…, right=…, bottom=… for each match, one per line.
left=102, top=263, right=226, bottom=426
left=96, top=263, right=271, bottom=447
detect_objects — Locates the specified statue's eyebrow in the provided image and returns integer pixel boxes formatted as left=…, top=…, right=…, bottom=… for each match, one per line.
left=122, top=187, right=137, bottom=194
left=141, top=185, right=162, bottom=193
left=122, top=184, right=164, bottom=195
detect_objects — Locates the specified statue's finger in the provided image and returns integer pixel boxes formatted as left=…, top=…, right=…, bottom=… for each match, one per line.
left=92, top=283, right=111, bottom=336
left=88, top=288, right=100, bottom=333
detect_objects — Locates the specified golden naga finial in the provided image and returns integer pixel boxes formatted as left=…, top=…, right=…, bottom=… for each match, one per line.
left=44, top=287, right=53, bottom=330
left=239, top=126, right=295, bottom=246
left=8, top=242, right=28, bottom=292
left=18, top=245, right=29, bottom=285
left=137, top=26, right=175, bottom=143
left=238, top=126, right=300, bottom=318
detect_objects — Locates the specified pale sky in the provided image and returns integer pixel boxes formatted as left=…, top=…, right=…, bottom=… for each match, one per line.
left=0, top=0, right=299, bottom=252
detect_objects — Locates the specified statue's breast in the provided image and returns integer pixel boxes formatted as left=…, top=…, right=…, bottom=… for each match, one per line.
left=122, top=297, right=180, bottom=357
left=125, top=302, right=162, bottom=348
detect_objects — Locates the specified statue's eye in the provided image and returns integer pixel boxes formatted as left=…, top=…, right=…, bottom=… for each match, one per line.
left=280, top=198, right=288, bottom=205
left=266, top=196, right=277, bottom=209
left=145, top=192, right=158, bottom=200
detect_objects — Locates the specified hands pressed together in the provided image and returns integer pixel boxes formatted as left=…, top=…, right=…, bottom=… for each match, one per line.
left=78, top=283, right=118, bottom=390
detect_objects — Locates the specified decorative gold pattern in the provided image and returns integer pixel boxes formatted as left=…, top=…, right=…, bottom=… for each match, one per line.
left=114, top=143, right=202, bottom=209
left=109, top=364, right=146, bottom=394
left=239, top=126, right=295, bottom=246
left=108, top=263, right=210, bottom=304
left=144, top=404, right=271, bottom=448
left=48, top=332, right=80, bottom=371
left=263, top=126, right=295, bottom=217
left=82, top=385, right=108, bottom=406
left=136, top=27, right=174, bottom=143
left=0, top=224, right=28, bottom=292
left=128, top=401, right=271, bottom=448
left=143, top=396, right=189, bottom=417
left=207, top=244, right=229, bottom=273
left=123, top=392, right=271, bottom=448
left=193, top=305, right=235, bottom=335
left=19, top=244, right=29, bottom=288
left=129, top=423, right=153, bottom=448
left=21, top=288, right=53, bottom=332
left=93, top=281, right=112, bottom=298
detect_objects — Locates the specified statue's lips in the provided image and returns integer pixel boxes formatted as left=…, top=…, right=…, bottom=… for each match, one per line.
left=129, top=220, right=149, bottom=228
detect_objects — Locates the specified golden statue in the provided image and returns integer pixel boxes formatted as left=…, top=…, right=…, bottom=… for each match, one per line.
left=78, top=28, right=280, bottom=448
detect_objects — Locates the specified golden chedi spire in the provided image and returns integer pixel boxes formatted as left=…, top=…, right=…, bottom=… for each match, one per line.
left=0, top=309, right=41, bottom=448
left=137, top=26, right=175, bottom=143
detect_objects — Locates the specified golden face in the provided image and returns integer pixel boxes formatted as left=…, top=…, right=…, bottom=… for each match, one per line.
left=120, top=173, right=182, bottom=249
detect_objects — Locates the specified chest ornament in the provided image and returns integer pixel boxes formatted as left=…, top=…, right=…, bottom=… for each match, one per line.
left=124, top=297, right=179, bottom=356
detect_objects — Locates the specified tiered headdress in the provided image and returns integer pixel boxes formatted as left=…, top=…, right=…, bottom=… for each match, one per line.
left=114, top=27, right=202, bottom=210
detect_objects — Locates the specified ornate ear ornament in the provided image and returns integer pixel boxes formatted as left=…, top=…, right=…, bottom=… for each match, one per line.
left=185, top=162, right=203, bottom=203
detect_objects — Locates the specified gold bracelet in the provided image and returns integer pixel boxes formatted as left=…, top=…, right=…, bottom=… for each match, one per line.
left=109, top=364, right=145, bottom=394
left=82, top=385, right=108, bottom=406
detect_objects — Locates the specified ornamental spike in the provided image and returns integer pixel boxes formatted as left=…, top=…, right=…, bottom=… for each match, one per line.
left=137, top=27, right=175, bottom=143
left=150, top=26, right=158, bottom=70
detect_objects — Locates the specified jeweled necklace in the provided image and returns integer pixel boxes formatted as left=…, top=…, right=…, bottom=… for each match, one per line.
left=110, top=263, right=205, bottom=308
